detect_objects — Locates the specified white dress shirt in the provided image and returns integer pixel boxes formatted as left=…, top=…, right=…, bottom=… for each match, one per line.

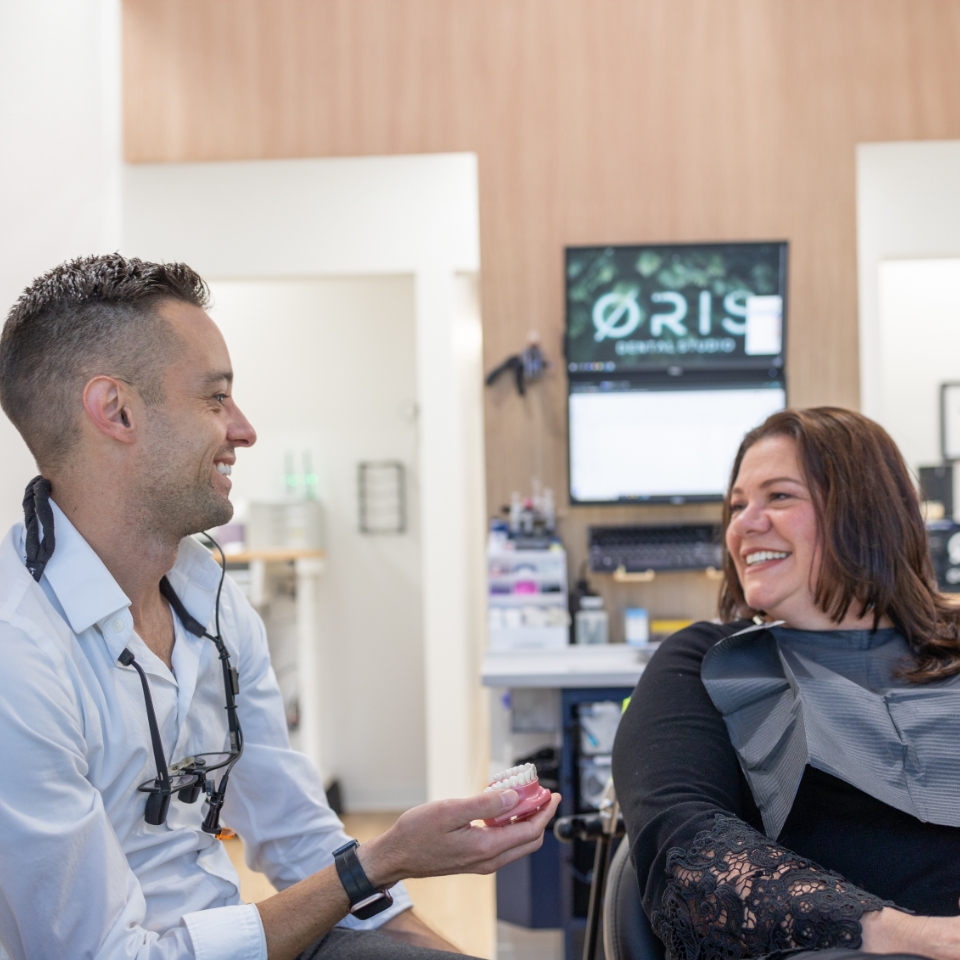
left=0, top=502, right=411, bottom=960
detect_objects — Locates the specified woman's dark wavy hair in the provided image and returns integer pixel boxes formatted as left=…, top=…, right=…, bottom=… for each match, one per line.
left=718, top=406, right=960, bottom=684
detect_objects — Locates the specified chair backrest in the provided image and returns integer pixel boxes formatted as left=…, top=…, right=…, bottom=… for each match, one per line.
left=602, top=837, right=666, bottom=960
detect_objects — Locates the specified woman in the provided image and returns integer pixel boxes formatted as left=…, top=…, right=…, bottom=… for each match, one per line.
left=612, top=407, right=960, bottom=960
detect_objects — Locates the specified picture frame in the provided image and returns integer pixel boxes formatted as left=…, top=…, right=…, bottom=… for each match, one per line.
left=941, top=383, right=960, bottom=461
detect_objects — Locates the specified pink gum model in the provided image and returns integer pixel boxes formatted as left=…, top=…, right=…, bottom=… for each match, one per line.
left=483, top=767, right=553, bottom=827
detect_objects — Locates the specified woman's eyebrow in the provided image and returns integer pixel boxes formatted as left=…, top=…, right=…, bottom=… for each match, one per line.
left=730, top=475, right=805, bottom=496
left=759, top=476, right=805, bottom=488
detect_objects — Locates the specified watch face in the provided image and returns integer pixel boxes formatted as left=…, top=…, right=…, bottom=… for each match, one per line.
left=351, top=890, right=394, bottom=920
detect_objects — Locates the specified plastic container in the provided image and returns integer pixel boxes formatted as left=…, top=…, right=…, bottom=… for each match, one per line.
left=575, top=596, right=608, bottom=645
left=624, top=607, right=650, bottom=646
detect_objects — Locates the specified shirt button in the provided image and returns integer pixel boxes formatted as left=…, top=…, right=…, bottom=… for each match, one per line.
left=111, top=618, right=125, bottom=633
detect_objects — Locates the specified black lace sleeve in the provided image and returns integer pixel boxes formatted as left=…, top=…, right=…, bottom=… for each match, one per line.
left=653, top=816, right=891, bottom=960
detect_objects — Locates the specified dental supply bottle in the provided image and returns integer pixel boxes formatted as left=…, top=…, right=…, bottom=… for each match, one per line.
left=542, top=487, right=556, bottom=535
left=509, top=492, right=522, bottom=536
left=303, top=451, right=319, bottom=500
left=575, top=596, right=609, bottom=645
left=284, top=451, right=301, bottom=499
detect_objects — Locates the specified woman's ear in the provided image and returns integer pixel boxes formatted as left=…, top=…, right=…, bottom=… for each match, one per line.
left=82, top=376, right=137, bottom=443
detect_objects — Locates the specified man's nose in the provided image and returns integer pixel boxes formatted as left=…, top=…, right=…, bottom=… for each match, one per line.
left=228, top=402, right=257, bottom=448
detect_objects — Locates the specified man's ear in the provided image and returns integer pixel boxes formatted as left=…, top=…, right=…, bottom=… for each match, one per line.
left=82, top=376, right=138, bottom=443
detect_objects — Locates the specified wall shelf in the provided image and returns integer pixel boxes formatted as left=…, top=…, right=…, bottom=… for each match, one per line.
left=223, top=547, right=326, bottom=565
left=611, top=564, right=724, bottom=583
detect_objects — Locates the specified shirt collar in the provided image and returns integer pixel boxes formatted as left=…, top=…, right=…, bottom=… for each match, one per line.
left=32, top=501, right=223, bottom=641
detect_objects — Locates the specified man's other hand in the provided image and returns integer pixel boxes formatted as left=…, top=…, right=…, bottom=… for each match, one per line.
left=357, top=788, right=562, bottom=890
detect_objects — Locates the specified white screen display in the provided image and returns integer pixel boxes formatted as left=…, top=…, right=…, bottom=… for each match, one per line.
left=569, top=385, right=786, bottom=502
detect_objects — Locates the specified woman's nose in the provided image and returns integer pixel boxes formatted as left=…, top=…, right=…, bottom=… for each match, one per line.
left=732, top=500, right=770, bottom=534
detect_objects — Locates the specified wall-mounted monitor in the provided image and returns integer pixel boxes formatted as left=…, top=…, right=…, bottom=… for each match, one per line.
left=566, top=241, right=788, bottom=375
left=568, top=379, right=786, bottom=504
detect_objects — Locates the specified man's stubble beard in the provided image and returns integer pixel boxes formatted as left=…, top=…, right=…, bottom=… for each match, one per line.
left=137, top=412, right=234, bottom=542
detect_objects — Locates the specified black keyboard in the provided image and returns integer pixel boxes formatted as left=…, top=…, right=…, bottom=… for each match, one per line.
left=589, top=523, right=723, bottom=573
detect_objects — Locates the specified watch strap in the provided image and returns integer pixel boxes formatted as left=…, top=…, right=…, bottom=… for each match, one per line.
left=332, top=840, right=393, bottom=919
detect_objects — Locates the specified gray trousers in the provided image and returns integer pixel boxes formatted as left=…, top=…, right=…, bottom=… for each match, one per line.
left=298, top=927, right=478, bottom=960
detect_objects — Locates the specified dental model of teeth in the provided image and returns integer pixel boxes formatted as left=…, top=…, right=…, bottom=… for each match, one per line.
left=482, top=762, right=552, bottom=827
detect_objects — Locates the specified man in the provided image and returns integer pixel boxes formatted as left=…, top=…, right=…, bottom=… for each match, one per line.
left=0, top=254, right=559, bottom=960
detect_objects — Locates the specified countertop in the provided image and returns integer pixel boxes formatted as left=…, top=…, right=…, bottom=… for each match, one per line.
left=480, top=643, right=649, bottom=688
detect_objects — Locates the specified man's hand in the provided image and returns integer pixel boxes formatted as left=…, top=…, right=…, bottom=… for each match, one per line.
left=358, top=788, right=562, bottom=889
left=257, top=788, right=561, bottom=960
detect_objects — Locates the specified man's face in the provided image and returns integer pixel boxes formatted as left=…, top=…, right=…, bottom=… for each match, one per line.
left=135, top=300, right=256, bottom=540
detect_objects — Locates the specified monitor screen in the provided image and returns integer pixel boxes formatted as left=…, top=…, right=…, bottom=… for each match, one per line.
left=566, top=242, right=787, bottom=375
left=568, top=381, right=786, bottom=504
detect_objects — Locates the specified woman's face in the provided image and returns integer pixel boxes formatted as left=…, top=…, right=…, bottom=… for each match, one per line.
left=726, top=435, right=826, bottom=628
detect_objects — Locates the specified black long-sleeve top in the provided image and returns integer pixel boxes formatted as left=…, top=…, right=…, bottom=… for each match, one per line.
left=611, top=620, right=960, bottom=960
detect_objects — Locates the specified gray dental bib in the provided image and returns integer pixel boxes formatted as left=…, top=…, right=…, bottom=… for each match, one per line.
left=701, top=622, right=960, bottom=839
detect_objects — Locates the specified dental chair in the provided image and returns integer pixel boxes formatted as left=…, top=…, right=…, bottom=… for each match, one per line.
left=554, top=781, right=665, bottom=960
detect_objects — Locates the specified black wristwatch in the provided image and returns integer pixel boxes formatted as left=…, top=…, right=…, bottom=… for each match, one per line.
left=332, top=840, right=394, bottom=920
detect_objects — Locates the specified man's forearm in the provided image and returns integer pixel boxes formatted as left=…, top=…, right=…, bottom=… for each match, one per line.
left=256, top=864, right=352, bottom=960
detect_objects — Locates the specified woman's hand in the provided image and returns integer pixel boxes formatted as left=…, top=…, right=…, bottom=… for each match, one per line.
left=861, top=907, right=960, bottom=959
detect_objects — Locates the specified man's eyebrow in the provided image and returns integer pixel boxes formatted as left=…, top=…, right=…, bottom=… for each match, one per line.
left=200, top=371, right=234, bottom=387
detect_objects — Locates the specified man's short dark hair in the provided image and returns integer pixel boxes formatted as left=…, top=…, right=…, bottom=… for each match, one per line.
left=0, top=254, right=210, bottom=470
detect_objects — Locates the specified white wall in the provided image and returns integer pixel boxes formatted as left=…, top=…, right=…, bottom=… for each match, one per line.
left=207, top=276, right=426, bottom=809
left=875, top=259, right=960, bottom=473
left=0, top=0, right=121, bottom=530
left=124, top=154, right=486, bottom=803
left=857, top=142, right=960, bottom=487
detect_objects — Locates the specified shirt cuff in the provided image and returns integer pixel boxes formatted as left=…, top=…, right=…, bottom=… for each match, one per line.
left=336, top=880, right=414, bottom=931
left=183, top=902, right=266, bottom=960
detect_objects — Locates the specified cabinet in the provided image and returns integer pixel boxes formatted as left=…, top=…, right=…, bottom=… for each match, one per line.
left=481, top=647, right=645, bottom=960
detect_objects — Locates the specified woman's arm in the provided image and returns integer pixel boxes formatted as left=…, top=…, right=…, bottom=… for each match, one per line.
left=612, top=623, right=888, bottom=959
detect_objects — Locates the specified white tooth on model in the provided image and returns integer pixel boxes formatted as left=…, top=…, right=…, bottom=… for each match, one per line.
left=216, top=463, right=232, bottom=475
left=488, top=762, right=542, bottom=792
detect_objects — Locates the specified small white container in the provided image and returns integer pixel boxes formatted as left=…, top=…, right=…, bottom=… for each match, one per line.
left=625, top=607, right=650, bottom=646
left=575, top=596, right=609, bottom=645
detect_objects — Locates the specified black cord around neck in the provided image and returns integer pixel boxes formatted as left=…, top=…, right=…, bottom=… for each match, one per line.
left=119, top=648, right=172, bottom=794
left=23, top=476, right=55, bottom=582
left=159, top=547, right=244, bottom=835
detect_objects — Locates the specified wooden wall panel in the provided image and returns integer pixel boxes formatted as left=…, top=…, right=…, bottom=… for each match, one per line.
left=123, top=0, right=960, bottom=625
